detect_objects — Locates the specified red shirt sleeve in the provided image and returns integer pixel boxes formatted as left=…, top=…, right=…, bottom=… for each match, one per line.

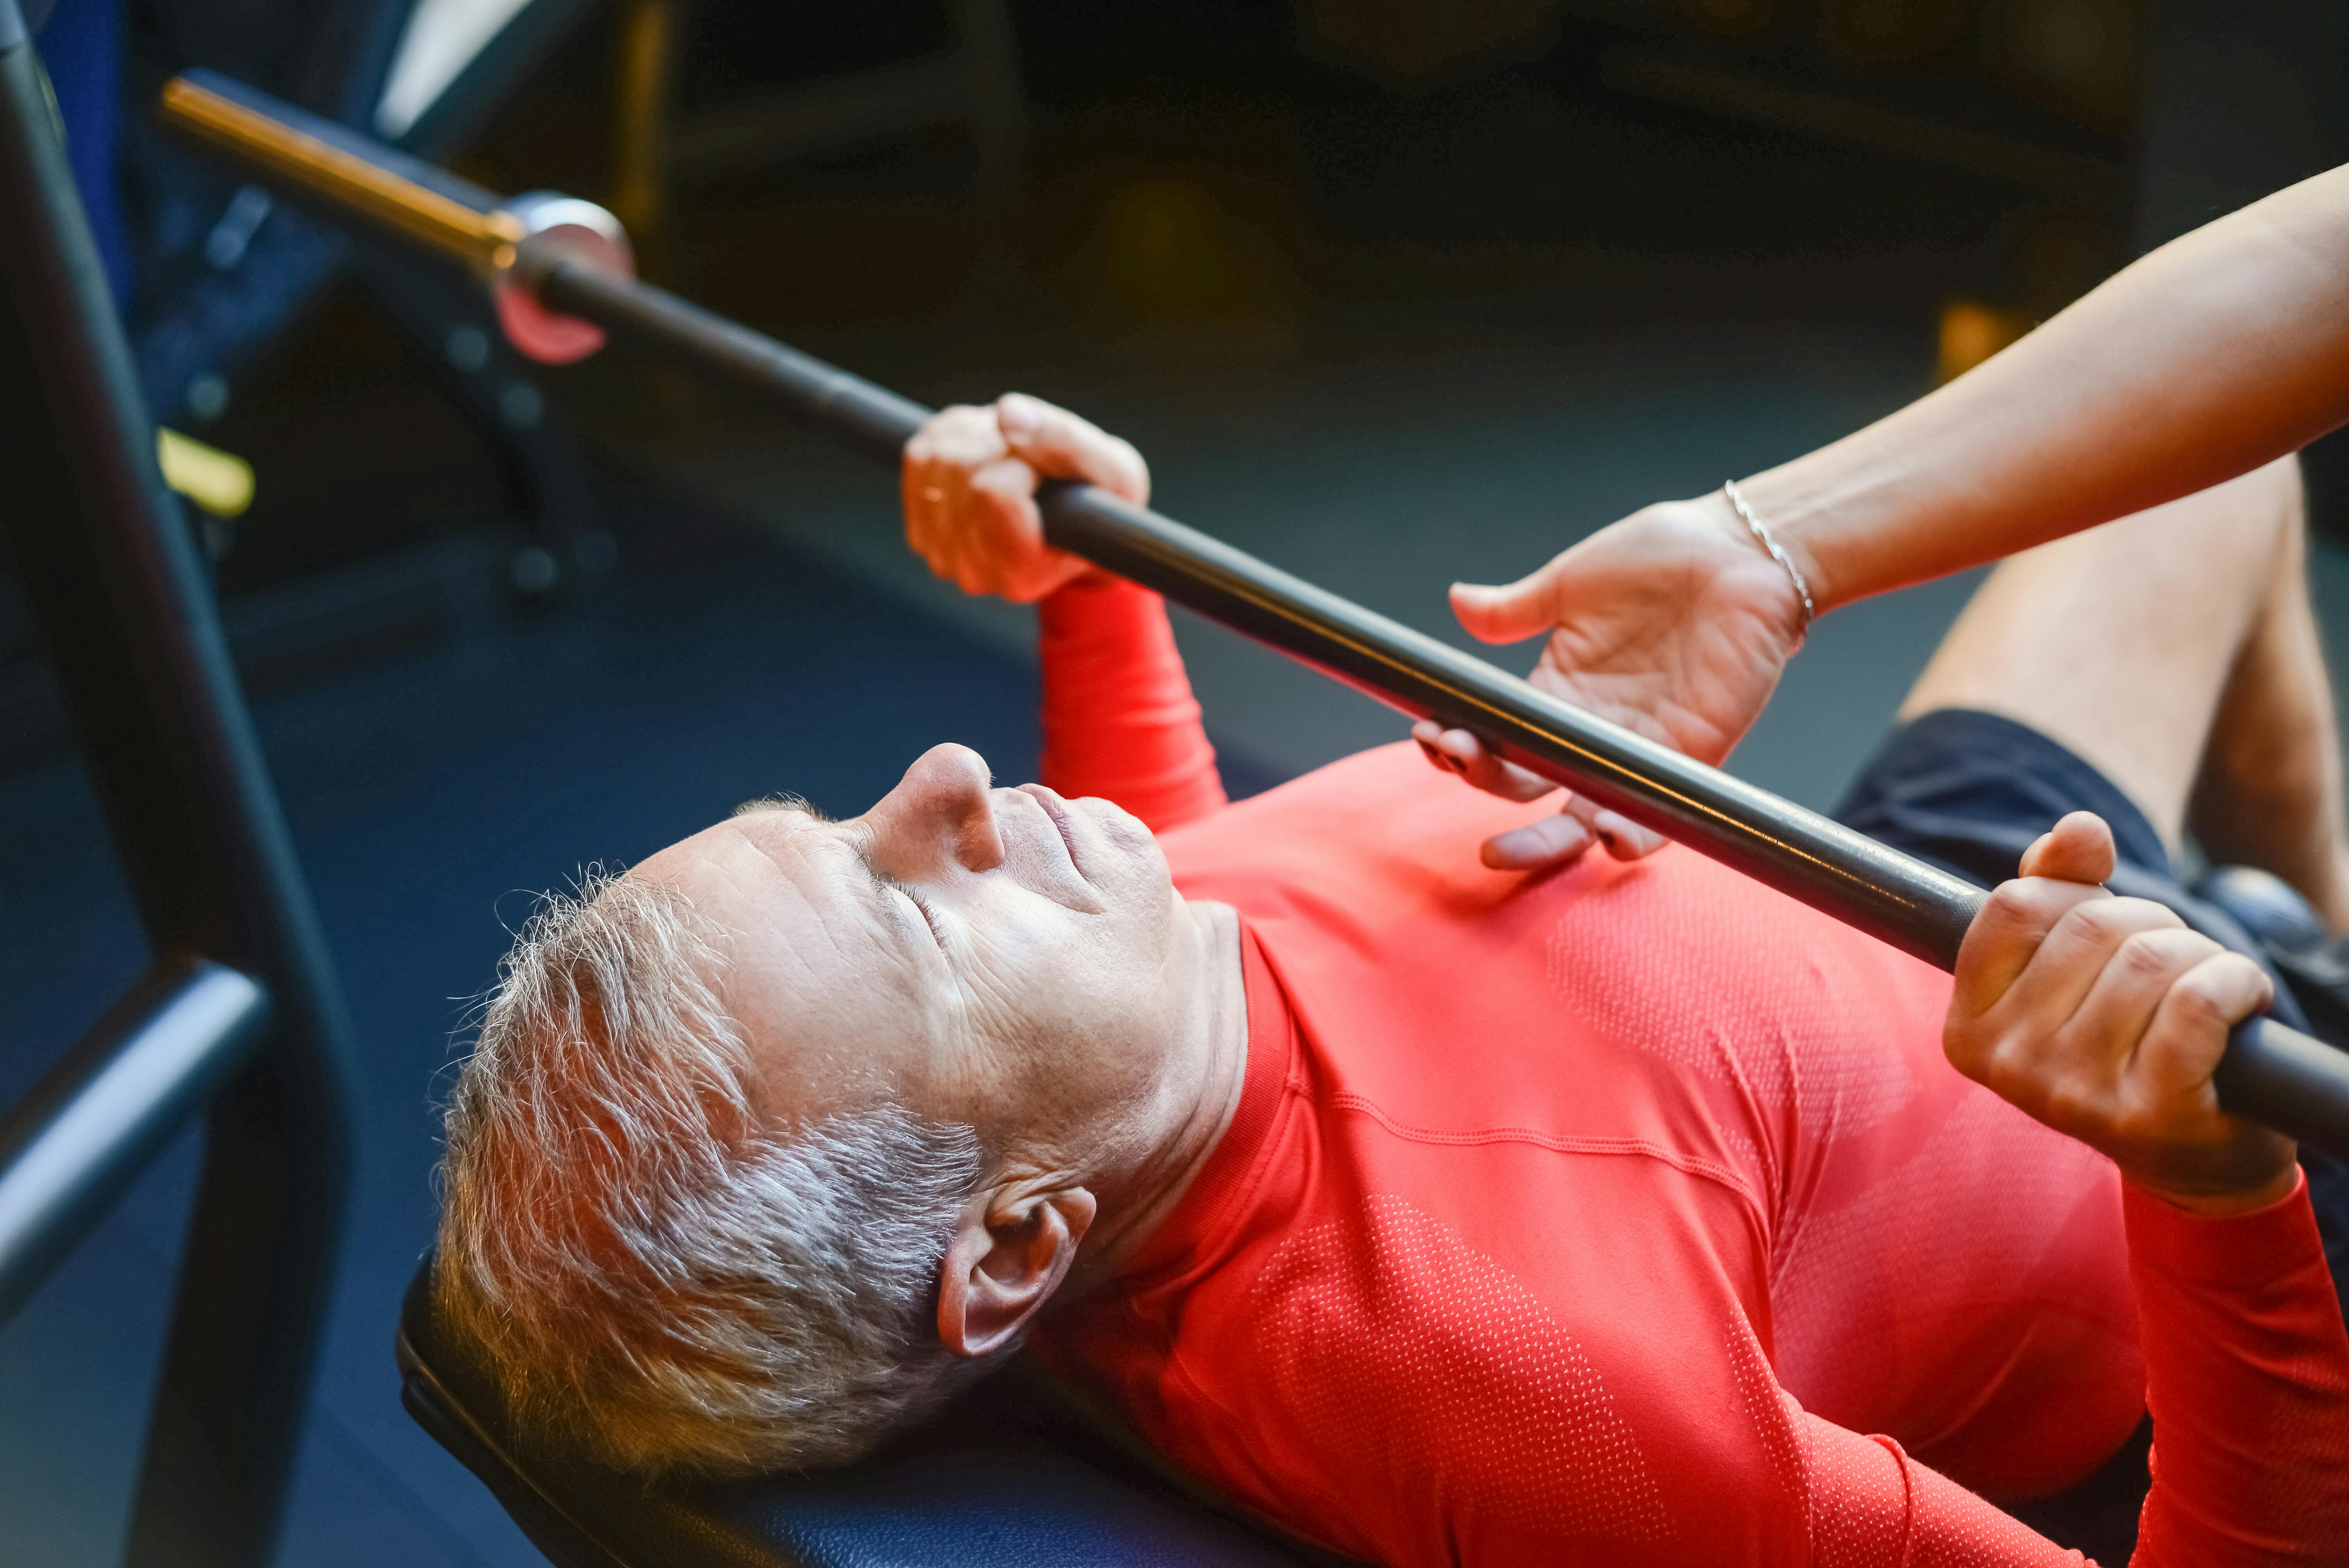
left=1768, top=1173, right=2349, bottom=1565
left=1037, top=573, right=1226, bottom=833
left=2122, top=1172, right=2349, bottom=1563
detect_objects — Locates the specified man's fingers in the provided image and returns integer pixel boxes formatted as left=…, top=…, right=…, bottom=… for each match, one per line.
left=1942, top=821, right=2294, bottom=1206
left=1953, top=894, right=2194, bottom=1109
left=902, top=402, right=1104, bottom=602
left=904, top=404, right=1006, bottom=583
left=1953, top=876, right=2137, bottom=1026
left=997, top=393, right=1150, bottom=505
left=1448, top=572, right=1557, bottom=645
left=2027, top=925, right=2217, bottom=1122
left=2094, top=944, right=2287, bottom=1202
left=907, top=404, right=1010, bottom=485
left=2133, top=949, right=2272, bottom=1103
left=1481, top=814, right=1593, bottom=871
left=1959, top=813, right=2127, bottom=1015
left=966, top=457, right=1060, bottom=600
left=2017, top=811, right=2118, bottom=886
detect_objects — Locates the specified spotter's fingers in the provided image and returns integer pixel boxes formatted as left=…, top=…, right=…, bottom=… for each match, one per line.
left=1481, top=813, right=1594, bottom=871
left=1407, top=722, right=1558, bottom=803
left=1561, top=796, right=1668, bottom=861
left=1409, top=722, right=1668, bottom=870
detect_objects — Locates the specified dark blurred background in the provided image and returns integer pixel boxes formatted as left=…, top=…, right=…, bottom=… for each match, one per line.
left=7, top=2, right=2349, bottom=1563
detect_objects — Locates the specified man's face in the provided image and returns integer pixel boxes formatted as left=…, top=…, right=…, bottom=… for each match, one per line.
left=633, top=743, right=1198, bottom=1162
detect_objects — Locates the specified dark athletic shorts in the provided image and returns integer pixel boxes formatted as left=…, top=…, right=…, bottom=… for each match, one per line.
left=1835, top=707, right=2349, bottom=1300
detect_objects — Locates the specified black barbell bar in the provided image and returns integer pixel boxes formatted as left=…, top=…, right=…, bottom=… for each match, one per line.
left=157, top=69, right=2349, bottom=1160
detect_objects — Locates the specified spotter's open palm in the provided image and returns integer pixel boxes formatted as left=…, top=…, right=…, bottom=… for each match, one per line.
left=1419, top=496, right=1808, bottom=870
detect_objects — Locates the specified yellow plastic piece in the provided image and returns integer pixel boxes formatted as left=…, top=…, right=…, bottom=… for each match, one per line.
left=157, top=426, right=255, bottom=519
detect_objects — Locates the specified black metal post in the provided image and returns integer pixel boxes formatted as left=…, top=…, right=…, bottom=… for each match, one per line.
left=0, top=13, right=358, bottom=1568
left=155, top=69, right=2349, bottom=1160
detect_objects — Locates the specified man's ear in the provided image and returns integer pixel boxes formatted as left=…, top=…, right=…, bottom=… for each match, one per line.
left=936, top=1185, right=1096, bottom=1357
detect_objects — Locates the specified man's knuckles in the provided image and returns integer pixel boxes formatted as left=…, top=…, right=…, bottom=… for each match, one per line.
left=1958, top=917, right=2201, bottom=1066
left=1956, top=880, right=2096, bottom=996
left=1954, top=1026, right=2089, bottom=1127
left=2105, top=924, right=2206, bottom=991
left=2153, top=953, right=2265, bottom=1039
left=2037, top=1066, right=2121, bottom=1141
left=2053, top=893, right=2181, bottom=952
left=921, top=406, right=1005, bottom=464
left=1944, top=1005, right=2054, bottom=1090
left=1000, top=405, right=1148, bottom=501
left=1979, top=894, right=2176, bottom=998
left=1973, top=876, right=2085, bottom=943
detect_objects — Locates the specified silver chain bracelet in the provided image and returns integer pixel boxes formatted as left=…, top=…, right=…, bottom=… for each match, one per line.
left=1722, top=479, right=1815, bottom=641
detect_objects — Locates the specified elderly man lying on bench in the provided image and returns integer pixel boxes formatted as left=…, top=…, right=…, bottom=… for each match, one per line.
left=435, top=397, right=2349, bottom=1565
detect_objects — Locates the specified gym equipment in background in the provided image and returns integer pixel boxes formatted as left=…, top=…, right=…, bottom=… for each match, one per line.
left=0, top=16, right=360, bottom=1568
left=160, top=66, right=2349, bottom=1165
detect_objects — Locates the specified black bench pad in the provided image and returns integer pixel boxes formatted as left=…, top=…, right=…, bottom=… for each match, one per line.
left=396, top=1260, right=1327, bottom=1568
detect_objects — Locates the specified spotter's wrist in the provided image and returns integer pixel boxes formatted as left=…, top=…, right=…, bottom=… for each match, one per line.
left=1692, top=488, right=1814, bottom=656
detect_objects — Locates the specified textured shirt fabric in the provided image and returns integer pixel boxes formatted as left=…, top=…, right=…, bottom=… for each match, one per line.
left=1024, top=579, right=2349, bottom=1565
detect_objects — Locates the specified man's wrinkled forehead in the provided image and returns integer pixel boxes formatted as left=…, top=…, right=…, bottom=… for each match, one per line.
left=634, top=805, right=925, bottom=1114
left=637, top=805, right=881, bottom=953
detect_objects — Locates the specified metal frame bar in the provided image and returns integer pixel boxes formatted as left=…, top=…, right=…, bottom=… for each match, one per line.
left=151, top=69, right=2349, bottom=1160
left=1, top=16, right=359, bottom=1568
left=0, top=962, right=271, bottom=1323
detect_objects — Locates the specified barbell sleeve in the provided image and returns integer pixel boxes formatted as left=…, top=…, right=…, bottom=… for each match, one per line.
left=158, top=71, right=2349, bottom=1162
left=160, top=72, right=521, bottom=271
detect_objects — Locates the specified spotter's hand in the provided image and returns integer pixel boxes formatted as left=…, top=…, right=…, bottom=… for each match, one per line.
left=1415, top=495, right=1807, bottom=872
left=1411, top=720, right=1668, bottom=870
left=1947, top=811, right=2297, bottom=1214
left=902, top=394, right=1150, bottom=602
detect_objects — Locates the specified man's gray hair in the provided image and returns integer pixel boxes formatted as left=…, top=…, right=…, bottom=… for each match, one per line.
left=435, top=870, right=989, bottom=1480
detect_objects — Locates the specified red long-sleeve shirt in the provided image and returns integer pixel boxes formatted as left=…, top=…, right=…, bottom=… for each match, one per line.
left=1027, top=576, right=2349, bottom=1565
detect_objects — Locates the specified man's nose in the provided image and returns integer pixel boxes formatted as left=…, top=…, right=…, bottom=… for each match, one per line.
left=863, top=743, right=1005, bottom=877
